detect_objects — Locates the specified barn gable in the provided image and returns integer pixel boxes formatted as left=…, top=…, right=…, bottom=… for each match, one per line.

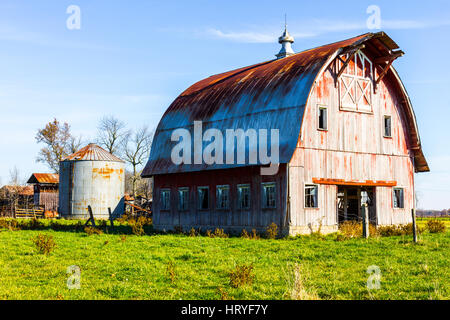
left=142, top=32, right=428, bottom=177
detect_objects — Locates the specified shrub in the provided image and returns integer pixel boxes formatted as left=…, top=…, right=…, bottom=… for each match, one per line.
left=0, top=219, right=20, bottom=231
left=378, top=224, right=418, bottom=237
left=427, top=219, right=446, bottom=233
left=128, top=217, right=148, bottom=236
left=33, top=234, right=56, bottom=255
left=21, top=218, right=44, bottom=230
left=229, top=263, right=254, bottom=288
left=266, top=222, right=278, bottom=239
left=84, top=226, right=103, bottom=236
left=338, top=221, right=379, bottom=239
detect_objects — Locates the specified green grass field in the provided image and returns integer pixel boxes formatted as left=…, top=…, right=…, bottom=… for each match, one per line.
left=0, top=219, right=448, bottom=300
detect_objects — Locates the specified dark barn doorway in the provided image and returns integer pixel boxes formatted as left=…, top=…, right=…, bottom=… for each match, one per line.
left=337, top=186, right=376, bottom=224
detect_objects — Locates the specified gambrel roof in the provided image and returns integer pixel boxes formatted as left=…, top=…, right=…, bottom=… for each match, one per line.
left=143, top=32, right=429, bottom=176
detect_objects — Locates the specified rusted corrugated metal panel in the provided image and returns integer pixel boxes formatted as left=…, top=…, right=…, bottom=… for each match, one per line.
left=143, top=31, right=428, bottom=176
left=63, top=143, right=124, bottom=163
left=27, top=173, right=59, bottom=184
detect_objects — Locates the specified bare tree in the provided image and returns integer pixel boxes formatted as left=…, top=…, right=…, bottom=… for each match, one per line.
left=35, top=118, right=81, bottom=173
left=68, top=135, right=84, bottom=154
left=97, top=116, right=127, bottom=155
left=7, top=167, right=24, bottom=217
left=9, top=166, right=22, bottom=186
left=122, top=126, right=153, bottom=198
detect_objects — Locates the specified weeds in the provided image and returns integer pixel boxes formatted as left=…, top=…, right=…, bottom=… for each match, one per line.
left=84, top=226, right=103, bottom=236
left=338, top=221, right=379, bottom=239
left=241, top=229, right=259, bottom=239
left=189, top=228, right=197, bottom=237
left=166, top=261, right=177, bottom=283
left=128, top=216, right=150, bottom=236
left=32, top=234, right=56, bottom=255
left=427, top=219, right=446, bottom=233
left=266, top=222, right=278, bottom=239
left=206, top=228, right=228, bottom=238
left=0, top=219, right=19, bottom=231
left=229, top=263, right=254, bottom=288
left=285, top=263, right=319, bottom=300
left=217, top=287, right=234, bottom=300
left=378, top=224, right=418, bottom=237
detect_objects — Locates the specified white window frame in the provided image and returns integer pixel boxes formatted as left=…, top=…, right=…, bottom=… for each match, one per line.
left=337, top=50, right=373, bottom=113
left=197, top=186, right=210, bottom=210
left=318, top=105, right=328, bottom=131
left=160, top=189, right=171, bottom=211
left=384, top=115, right=392, bottom=138
left=304, top=184, right=319, bottom=208
left=261, top=182, right=276, bottom=209
left=178, top=187, right=189, bottom=211
left=237, top=184, right=251, bottom=210
left=393, top=187, right=404, bottom=209
left=216, top=185, right=230, bottom=210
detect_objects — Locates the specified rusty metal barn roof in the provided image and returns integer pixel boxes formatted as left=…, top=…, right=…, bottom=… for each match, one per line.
left=62, top=144, right=125, bottom=163
left=142, top=32, right=428, bottom=176
left=27, top=173, right=59, bottom=184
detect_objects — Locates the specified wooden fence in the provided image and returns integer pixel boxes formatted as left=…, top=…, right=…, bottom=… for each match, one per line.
left=14, top=207, right=45, bottom=219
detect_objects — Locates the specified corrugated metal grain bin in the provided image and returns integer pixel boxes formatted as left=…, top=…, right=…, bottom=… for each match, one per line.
left=58, top=144, right=125, bottom=219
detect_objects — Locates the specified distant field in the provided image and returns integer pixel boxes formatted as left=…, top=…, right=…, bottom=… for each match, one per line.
left=0, top=218, right=448, bottom=300
left=417, top=217, right=450, bottom=229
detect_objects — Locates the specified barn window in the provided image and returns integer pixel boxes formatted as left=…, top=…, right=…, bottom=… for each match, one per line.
left=305, top=185, right=318, bottom=208
left=393, top=188, right=404, bottom=208
left=198, top=186, right=209, bottom=210
left=237, top=184, right=251, bottom=209
left=384, top=115, right=392, bottom=137
left=178, top=187, right=189, bottom=211
left=338, top=50, right=373, bottom=112
left=160, top=189, right=171, bottom=211
left=262, top=182, right=276, bottom=208
left=318, top=106, right=328, bottom=130
left=216, top=185, right=230, bottom=209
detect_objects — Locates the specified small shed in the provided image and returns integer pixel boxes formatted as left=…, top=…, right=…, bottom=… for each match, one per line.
left=27, top=173, right=59, bottom=211
left=58, top=144, right=125, bottom=219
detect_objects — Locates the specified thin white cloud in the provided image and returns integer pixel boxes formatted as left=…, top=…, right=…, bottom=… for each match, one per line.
left=206, top=28, right=316, bottom=43
left=207, top=18, right=450, bottom=43
left=206, top=29, right=276, bottom=43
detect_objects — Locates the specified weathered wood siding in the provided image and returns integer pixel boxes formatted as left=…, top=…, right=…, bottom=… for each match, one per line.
left=289, top=55, right=415, bottom=230
left=153, top=165, right=287, bottom=233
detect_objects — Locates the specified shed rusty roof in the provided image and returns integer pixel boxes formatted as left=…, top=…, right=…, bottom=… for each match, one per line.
left=143, top=32, right=428, bottom=176
left=62, top=144, right=125, bottom=162
left=27, top=173, right=59, bottom=184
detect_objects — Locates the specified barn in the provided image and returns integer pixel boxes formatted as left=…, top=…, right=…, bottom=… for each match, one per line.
left=26, top=173, right=59, bottom=212
left=142, top=30, right=429, bottom=235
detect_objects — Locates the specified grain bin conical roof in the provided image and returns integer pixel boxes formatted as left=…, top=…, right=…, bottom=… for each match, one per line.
left=63, top=143, right=124, bottom=162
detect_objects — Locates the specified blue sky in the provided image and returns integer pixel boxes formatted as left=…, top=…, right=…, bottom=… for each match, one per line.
left=0, top=0, right=449, bottom=209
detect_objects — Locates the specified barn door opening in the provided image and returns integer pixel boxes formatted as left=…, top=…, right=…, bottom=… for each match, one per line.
left=337, top=186, right=376, bottom=224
